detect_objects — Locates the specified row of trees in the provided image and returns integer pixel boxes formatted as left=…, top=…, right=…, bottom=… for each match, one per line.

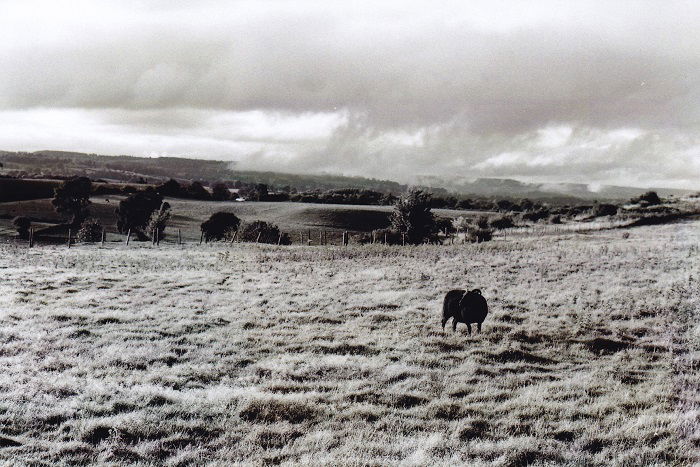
left=11, top=175, right=668, bottom=246
left=12, top=177, right=290, bottom=245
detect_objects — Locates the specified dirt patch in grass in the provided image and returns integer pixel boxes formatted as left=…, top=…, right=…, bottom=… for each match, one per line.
left=315, top=343, right=378, bottom=356
left=487, top=349, right=557, bottom=365
left=552, top=430, right=577, bottom=442
left=456, top=419, right=491, bottom=440
left=0, top=436, right=21, bottom=448
left=239, top=398, right=322, bottom=424
left=81, top=425, right=113, bottom=445
left=387, top=394, right=429, bottom=409
left=584, top=338, right=631, bottom=355
left=255, top=429, right=304, bottom=450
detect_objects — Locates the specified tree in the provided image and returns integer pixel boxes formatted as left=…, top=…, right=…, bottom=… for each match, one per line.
left=211, top=183, right=231, bottom=201
left=496, top=199, right=514, bottom=212
left=115, top=189, right=164, bottom=240
left=146, top=202, right=171, bottom=240
left=632, top=191, right=661, bottom=206
left=12, top=216, right=30, bottom=239
left=592, top=203, right=618, bottom=217
left=157, top=179, right=184, bottom=198
left=187, top=181, right=211, bottom=200
left=201, top=212, right=241, bottom=241
left=51, top=176, right=92, bottom=226
left=390, top=189, right=437, bottom=244
left=253, top=183, right=268, bottom=201
left=519, top=198, right=535, bottom=212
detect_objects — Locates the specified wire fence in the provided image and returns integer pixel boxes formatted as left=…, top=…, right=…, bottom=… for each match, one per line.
left=6, top=218, right=634, bottom=250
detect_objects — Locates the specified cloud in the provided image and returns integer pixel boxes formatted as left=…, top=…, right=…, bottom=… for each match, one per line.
left=0, top=1, right=698, bottom=189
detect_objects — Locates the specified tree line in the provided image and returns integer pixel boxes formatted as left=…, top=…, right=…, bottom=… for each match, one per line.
left=9, top=175, right=669, bottom=246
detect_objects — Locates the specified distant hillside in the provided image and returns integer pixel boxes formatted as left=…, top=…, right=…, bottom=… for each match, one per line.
left=414, top=175, right=693, bottom=201
left=0, top=150, right=408, bottom=194
left=1, top=150, right=693, bottom=202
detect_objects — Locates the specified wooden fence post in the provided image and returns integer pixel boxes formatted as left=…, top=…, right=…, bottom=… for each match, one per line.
left=156, top=228, right=160, bottom=246
left=126, top=229, right=131, bottom=245
left=402, top=233, right=405, bottom=246
left=277, top=233, right=282, bottom=245
left=178, top=228, right=182, bottom=245
left=384, top=233, right=387, bottom=245
left=319, top=230, right=323, bottom=245
left=256, top=232, right=261, bottom=243
left=67, top=229, right=71, bottom=248
left=101, top=228, right=105, bottom=246
left=199, top=231, right=204, bottom=245
left=28, top=228, right=33, bottom=248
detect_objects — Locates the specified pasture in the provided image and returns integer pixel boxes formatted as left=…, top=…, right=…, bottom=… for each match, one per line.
left=0, top=221, right=698, bottom=465
left=0, top=197, right=486, bottom=242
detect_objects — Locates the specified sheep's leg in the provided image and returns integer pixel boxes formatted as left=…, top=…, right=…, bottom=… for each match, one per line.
left=441, top=318, right=447, bottom=331
left=467, top=324, right=472, bottom=335
left=452, top=319, right=458, bottom=332
left=477, top=322, right=482, bottom=333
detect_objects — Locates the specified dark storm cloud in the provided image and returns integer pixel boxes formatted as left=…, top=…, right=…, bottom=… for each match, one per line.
left=0, top=1, right=699, bottom=188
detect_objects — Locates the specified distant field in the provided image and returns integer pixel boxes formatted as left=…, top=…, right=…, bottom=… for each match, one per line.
left=0, top=222, right=697, bottom=464
left=0, top=197, right=491, bottom=242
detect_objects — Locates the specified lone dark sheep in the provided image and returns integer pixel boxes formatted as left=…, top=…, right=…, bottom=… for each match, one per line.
left=442, top=289, right=489, bottom=335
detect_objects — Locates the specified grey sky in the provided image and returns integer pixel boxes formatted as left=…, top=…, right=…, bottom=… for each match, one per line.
left=1, top=0, right=699, bottom=188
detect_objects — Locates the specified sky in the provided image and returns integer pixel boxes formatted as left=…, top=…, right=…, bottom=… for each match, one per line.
left=1, top=0, right=699, bottom=189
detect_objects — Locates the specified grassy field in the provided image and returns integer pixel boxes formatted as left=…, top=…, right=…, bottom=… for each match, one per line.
left=0, top=221, right=698, bottom=465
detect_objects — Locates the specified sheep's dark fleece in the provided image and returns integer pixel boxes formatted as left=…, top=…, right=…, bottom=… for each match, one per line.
left=442, top=288, right=488, bottom=335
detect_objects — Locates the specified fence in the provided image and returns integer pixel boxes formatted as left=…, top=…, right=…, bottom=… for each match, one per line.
left=12, top=219, right=630, bottom=249
left=493, top=219, right=628, bottom=240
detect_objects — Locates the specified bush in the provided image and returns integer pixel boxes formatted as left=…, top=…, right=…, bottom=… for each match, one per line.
left=490, top=215, right=515, bottom=230
left=451, top=216, right=470, bottom=236
left=592, top=203, right=618, bottom=217
left=12, top=216, right=30, bottom=239
left=467, top=216, right=493, bottom=243
left=239, top=220, right=290, bottom=244
left=201, top=212, right=241, bottom=241
left=76, top=218, right=103, bottom=242
left=466, top=228, right=493, bottom=243
left=475, top=216, right=490, bottom=229
left=521, top=209, right=550, bottom=222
